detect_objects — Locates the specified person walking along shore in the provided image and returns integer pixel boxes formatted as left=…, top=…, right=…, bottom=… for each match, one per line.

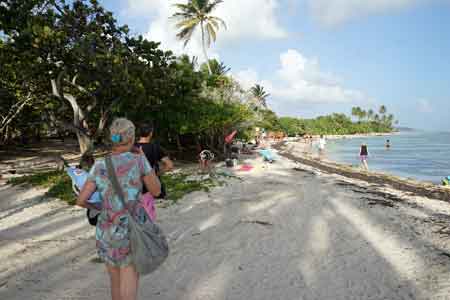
left=77, top=118, right=161, bottom=300
left=360, top=143, right=370, bottom=171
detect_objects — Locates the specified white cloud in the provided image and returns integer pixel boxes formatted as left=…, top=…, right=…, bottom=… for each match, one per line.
left=234, top=69, right=260, bottom=90
left=417, top=98, right=433, bottom=113
left=272, top=49, right=370, bottom=104
left=234, top=49, right=372, bottom=116
left=127, top=0, right=161, bottom=14
left=127, top=0, right=286, bottom=60
left=308, top=0, right=424, bottom=26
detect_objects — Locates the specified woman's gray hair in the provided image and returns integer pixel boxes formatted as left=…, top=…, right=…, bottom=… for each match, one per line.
left=109, top=118, right=135, bottom=146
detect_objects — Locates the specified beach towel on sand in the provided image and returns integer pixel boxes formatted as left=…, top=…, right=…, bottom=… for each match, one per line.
left=258, top=149, right=277, bottom=162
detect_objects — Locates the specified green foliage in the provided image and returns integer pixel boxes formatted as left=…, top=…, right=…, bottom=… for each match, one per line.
left=161, top=173, right=218, bottom=203
left=6, top=169, right=221, bottom=205
left=250, top=84, right=270, bottom=109
left=280, top=108, right=396, bottom=136
left=8, top=170, right=75, bottom=204
left=256, top=109, right=282, bottom=132
left=172, top=0, right=226, bottom=74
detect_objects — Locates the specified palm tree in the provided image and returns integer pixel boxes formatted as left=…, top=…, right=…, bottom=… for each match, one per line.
left=172, top=0, right=226, bottom=75
left=351, top=107, right=358, bottom=119
left=367, top=109, right=374, bottom=121
left=201, top=59, right=230, bottom=76
left=250, top=84, right=270, bottom=109
left=379, top=105, right=387, bottom=115
left=387, top=114, right=394, bottom=127
left=374, top=114, right=380, bottom=122
left=360, top=109, right=367, bottom=121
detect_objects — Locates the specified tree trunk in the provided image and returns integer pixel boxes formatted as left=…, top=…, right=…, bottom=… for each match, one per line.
left=201, top=22, right=212, bottom=75
left=77, top=132, right=93, bottom=155
left=176, top=134, right=182, bottom=151
left=51, top=76, right=93, bottom=155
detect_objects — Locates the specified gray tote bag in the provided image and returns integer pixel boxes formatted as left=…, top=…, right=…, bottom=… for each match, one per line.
left=105, top=155, right=169, bottom=276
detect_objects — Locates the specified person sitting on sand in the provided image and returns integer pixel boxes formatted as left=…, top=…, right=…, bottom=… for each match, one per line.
left=360, top=143, right=369, bottom=171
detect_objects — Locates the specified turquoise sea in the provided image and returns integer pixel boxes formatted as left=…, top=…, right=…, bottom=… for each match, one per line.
left=325, top=131, right=450, bottom=184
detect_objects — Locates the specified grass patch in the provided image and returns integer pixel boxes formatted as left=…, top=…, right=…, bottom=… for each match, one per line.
left=8, top=170, right=75, bottom=205
left=8, top=170, right=225, bottom=206
left=161, top=173, right=219, bottom=203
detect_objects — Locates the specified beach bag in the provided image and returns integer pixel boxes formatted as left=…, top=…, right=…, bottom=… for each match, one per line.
left=141, top=193, right=156, bottom=221
left=105, top=156, right=169, bottom=276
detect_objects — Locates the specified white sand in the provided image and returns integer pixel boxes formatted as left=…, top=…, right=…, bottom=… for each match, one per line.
left=2, top=153, right=450, bottom=300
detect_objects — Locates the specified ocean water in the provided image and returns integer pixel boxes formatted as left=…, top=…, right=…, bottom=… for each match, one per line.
left=325, top=131, right=450, bottom=184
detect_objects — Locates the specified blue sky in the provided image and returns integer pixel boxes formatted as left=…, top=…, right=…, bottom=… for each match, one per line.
left=100, top=0, right=450, bottom=130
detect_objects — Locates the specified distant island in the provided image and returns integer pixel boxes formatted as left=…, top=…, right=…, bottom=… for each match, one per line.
left=278, top=106, right=397, bottom=136
left=395, top=126, right=416, bottom=132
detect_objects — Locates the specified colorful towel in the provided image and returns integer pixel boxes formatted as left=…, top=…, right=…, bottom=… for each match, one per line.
left=258, top=149, right=276, bottom=161
left=238, top=164, right=254, bottom=171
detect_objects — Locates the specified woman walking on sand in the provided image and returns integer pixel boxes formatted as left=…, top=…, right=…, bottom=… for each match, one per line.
left=77, top=118, right=161, bottom=300
left=360, top=143, right=370, bottom=171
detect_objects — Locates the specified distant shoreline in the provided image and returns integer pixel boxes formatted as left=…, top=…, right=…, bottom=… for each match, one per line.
left=276, top=140, right=450, bottom=202
left=286, top=131, right=397, bottom=142
left=323, top=132, right=397, bottom=140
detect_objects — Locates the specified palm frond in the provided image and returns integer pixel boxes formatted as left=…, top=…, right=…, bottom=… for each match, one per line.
left=175, top=18, right=200, bottom=29
left=206, top=22, right=216, bottom=44
left=208, top=18, right=220, bottom=30
left=176, top=26, right=196, bottom=47
left=209, top=16, right=227, bottom=30
left=171, top=12, right=195, bottom=20
left=205, top=0, right=224, bottom=13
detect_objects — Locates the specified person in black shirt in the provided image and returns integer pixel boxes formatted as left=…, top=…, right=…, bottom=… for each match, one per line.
left=135, top=122, right=173, bottom=198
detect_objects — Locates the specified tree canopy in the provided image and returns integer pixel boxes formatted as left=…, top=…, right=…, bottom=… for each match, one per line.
left=0, top=0, right=397, bottom=157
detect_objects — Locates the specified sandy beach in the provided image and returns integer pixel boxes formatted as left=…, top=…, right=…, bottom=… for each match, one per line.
left=2, top=148, right=450, bottom=299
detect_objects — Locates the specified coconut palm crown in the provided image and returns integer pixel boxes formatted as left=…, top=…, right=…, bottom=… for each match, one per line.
left=172, top=0, right=226, bottom=74
left=250, top=84, right=270, bottom=109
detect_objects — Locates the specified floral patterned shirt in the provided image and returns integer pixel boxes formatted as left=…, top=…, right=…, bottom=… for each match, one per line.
left=87, top=152, right=152, bottom=266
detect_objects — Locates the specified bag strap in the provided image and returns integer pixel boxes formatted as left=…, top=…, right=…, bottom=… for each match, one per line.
left=105, top=155, right=126, bottom=208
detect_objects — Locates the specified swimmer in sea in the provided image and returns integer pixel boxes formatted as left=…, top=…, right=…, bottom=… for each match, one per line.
left=385, top=139, right=391, bottom=149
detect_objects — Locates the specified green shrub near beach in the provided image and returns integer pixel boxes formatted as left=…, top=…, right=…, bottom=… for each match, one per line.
left=8, top=171, right=75, bottom=204
left=8, top=170, right=219, bottom=205
left=279, top=107, right=397, bottom=136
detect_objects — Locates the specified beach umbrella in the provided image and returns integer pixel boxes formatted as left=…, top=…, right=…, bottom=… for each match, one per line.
left=225, top=130, right=237, bottom=144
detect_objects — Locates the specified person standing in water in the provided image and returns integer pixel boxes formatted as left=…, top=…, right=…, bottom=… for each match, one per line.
left=385, top=139, right=391, bottom=149
left=318, top=135, right=326, bottom=158
left=360, top=143, right=369, bottom=170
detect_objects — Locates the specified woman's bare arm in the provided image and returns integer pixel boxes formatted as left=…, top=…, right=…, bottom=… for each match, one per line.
left=143, top=170, right=161, bottom=197
left=76, top=181, right=98, bottom=210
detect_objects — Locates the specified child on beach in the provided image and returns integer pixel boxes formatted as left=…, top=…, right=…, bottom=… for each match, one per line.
left=359, top=143, right=369, bottom=171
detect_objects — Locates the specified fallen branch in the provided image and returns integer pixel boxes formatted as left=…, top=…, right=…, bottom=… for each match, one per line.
left=239, top=219, right=273, bottom=226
